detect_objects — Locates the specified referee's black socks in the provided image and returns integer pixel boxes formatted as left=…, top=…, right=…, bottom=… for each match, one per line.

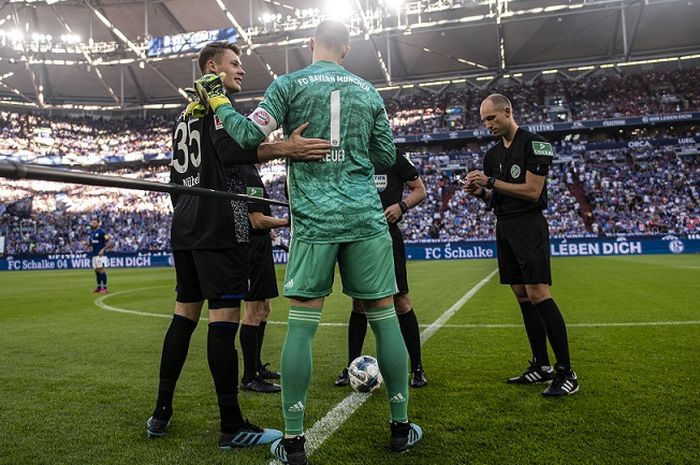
left=535, top=298, right=571, bottom=371
left=154, top=314, right=197, bottom=420
left=256, top=321, right=267, bottom=371
left=518, top=301, right=550, bottom=367
left=398, top=309, right=423, bottom=371
left=240, top=324, right=259, bottom=383
left=347, top=311, right=368, bottom=365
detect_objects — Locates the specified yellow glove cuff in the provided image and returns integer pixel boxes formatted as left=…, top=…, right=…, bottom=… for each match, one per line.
left=185, top=101, right=207, bottom=118
left=209, top=95, right=231, bottom=112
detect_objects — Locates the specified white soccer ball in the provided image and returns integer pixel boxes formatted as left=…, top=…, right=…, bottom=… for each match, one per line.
left=348, top=355, right=383, bottom=393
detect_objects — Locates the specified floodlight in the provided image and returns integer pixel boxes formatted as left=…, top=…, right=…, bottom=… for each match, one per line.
left=384, top=0, right=404, bottom=10
left=324, top=0, right=354, bottom=19
left=32, top=33, right=53, bottom=42
left=60, top=34, right=80, bottom=44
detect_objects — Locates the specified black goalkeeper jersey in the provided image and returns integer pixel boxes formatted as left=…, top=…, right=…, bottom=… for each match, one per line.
left=483, top=128, right=554, bottom=219
left=169, top=100, right=259, bottom=250
left=374, top=150, right=419, bottom=220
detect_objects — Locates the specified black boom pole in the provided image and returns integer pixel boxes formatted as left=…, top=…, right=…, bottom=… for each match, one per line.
left=0, top=161, right=289, bottom=207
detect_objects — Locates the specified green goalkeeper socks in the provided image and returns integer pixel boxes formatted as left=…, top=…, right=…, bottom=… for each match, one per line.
left=280, top=306, right=321, bottom=435
left=366, top=305, right=409, bottom=423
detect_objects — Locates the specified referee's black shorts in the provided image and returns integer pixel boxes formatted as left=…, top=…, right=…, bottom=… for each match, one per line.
left=245, top=233, right=279, bottom=302
left=389, top=224, right=409, bottom=295
left=174, top=247, right=249, bottom=308
left=495, top=211, right=552, bottom=285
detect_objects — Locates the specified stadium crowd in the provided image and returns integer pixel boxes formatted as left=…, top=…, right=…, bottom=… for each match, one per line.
left=0, top=111, right=171, bottom=165
left=0, top=167, right=171, bottom=254
left=1, top=149, right=697, bottom=254
left=1, top=68, right=698, bottom=167
left=385, top=68, right=700, bottom=135
left=1, top=67, right=698, bottom=254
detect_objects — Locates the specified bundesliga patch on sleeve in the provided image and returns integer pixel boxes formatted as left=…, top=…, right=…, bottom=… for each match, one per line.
left=246, top=187, right=264, bottom=198
left=532, top=141, right=554, bottom=157
left=247, top=107, right=278, bottom=137
left=214, top=115, right=223, bottom=130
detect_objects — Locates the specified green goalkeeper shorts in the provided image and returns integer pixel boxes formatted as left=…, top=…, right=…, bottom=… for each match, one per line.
left=283, top=232, right=397, bottom=300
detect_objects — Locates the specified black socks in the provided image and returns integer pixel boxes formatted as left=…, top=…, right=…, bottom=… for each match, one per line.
left=256, top=321, right=267, bottom=371
left=519, top=301, right=551, bottom=367
left=207, top=321, right=245, bottom=433
left=240, top=324, right=259, bottom=383
left=154, top=314, right=197, bottom=420
left=347, top=311, right=368, bottom=365
left=398, top=309, right=423, bottom=371
left=534, top=298, right=571, bottom=370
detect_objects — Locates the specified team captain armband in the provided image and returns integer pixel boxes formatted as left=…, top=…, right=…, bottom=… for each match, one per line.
left=247, top=107, right=279, bottom=137
left=532, top=141, right=554, bottom=157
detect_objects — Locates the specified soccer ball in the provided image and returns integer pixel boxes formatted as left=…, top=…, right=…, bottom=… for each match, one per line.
left=348, top=355, right=383, bottom=393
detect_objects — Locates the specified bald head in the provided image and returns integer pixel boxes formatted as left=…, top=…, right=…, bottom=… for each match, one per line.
left=481, top=93, right=512, bottom=112
left=480, top=93, right=517, bottom=140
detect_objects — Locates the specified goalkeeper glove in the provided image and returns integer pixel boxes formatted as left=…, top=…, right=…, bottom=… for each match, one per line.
left=194, top=72, right=230, bottom=113
left=181, top=87, right=207, bottom=118
left=182, top=87, right=207, bottom=118
left=184, top=100, right=207, bottom=118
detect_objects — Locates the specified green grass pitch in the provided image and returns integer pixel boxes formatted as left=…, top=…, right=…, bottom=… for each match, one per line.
left=1, top=255, right=698, bottom=465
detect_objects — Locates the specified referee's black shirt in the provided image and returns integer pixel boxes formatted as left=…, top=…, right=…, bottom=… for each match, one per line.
left=169, top=98, right=259, bottom=250
left=483, top=128, right=554, bottom=219
left=375, top=150, right=419, bottom=221
left=240, top=164, right=273, bottom=236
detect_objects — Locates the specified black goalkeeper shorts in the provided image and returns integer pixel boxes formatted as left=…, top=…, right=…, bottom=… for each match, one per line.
left=174, top=247, right=249, bottom=306
left=389, top=224, right=409, bottom=295
left=495, top=212, right=552, bottom=286
left=245, top=233, right=279, bottom=302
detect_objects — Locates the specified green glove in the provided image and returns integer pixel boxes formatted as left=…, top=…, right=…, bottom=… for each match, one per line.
left=194, top=72, right=230, bottom=112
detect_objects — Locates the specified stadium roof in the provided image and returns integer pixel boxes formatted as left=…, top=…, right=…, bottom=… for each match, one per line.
left=0, top=0, right=698, bottom=111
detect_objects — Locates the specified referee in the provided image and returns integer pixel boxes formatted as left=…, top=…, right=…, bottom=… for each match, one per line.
left=465, top=93, right=579, bottom=397
left=335, top=149, right=428, bottom=388
left=239, top=163, right=286, bottom=394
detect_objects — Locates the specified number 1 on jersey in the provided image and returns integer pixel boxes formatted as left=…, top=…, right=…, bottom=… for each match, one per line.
left=330, top=89, right=340, bottom=147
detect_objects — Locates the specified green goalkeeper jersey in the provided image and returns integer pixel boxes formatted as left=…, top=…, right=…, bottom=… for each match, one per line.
left=214, top=60, right=396, bottom=243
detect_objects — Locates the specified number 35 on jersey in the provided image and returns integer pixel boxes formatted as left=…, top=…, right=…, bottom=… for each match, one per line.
left=172, top=119, right=201, bottom=174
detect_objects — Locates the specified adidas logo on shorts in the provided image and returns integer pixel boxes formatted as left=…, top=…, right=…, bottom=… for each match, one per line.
left=285, top=279, right=294, bottom=288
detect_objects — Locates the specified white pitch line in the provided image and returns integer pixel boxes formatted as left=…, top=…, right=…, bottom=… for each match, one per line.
left=94, top=277, right=700, bottom=465
left=267, top=268, right=499, bottom=465
left=94, top=287, right=171, bottom=318
left=420, top=268, right=498, bottom=343
left=94, top=286, right=212, bottom=321
left=94, top=287, right=700, bottom=329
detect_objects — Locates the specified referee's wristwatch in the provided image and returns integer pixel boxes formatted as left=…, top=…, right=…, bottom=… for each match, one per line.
left=399, top=200, right=409, bottom=214
left=486, top=176, right=496, bottom=189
